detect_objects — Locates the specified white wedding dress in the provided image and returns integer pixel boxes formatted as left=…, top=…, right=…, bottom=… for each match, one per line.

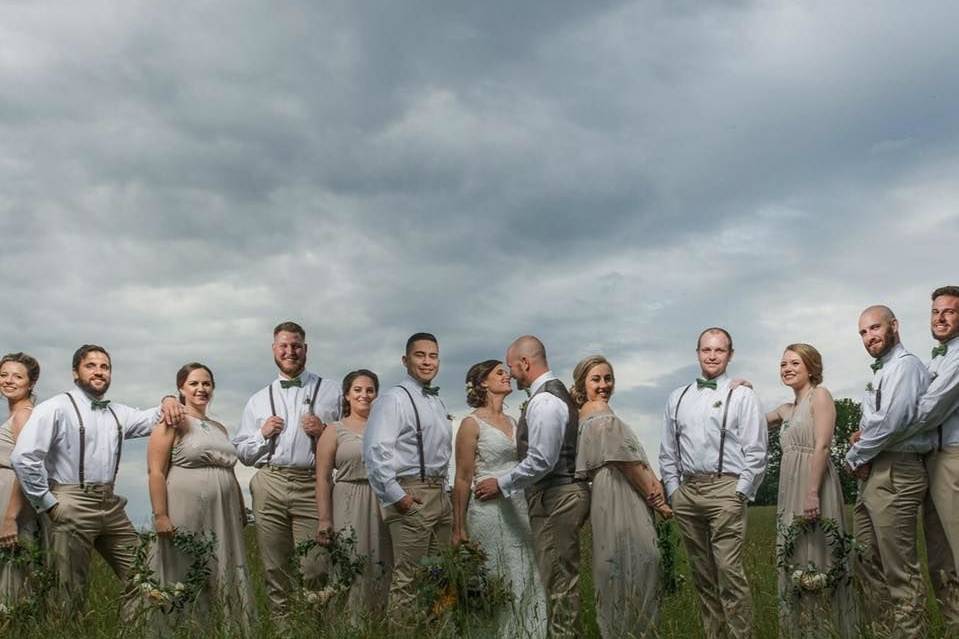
left=467, top=414, right=547, bottom=639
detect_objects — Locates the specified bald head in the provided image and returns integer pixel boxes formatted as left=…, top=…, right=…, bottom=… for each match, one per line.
left=860, top=305, right=896, bottom=323
left=506, top=335, right=549, bottom=390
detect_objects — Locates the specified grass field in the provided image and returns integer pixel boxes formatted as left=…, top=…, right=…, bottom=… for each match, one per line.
left=1, top=505, right=949, bottom=638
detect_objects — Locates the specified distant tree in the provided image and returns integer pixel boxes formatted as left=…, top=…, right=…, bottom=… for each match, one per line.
left=752, top=398, right=861, bottom=506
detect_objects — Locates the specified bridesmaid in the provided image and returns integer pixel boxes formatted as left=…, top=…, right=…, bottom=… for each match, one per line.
left=315, top=369, right=392, bottom=616
left=147, top=362, right=253, bottom=632
left=0, top=353, right=40, bottom=607
left=572, top=355, right=671, bottom=639
left=767, top=344, right=857, bottom=638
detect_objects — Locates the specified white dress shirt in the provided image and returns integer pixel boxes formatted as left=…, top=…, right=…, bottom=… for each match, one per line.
left=363, top=375, right=452, bottom=506
left=496, top=371, right=569, bottom=498
left=11, top=389, right=162, bottom=512
left=894, top=334, right=959, bottom=449
left=232, top=371, right=341, bottom=469
left=658, top=373, right=768, bottom=500
left=846, top=342, right=931, bottom=470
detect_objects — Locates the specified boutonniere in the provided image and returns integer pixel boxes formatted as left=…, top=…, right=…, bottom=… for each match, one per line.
left=446, top=414, right=454, bottom=422
left=520, top=389, right=532, bottom=414
left=713, top=400, right=723, bottom=409
left=865, top=382, right=874, bottom=392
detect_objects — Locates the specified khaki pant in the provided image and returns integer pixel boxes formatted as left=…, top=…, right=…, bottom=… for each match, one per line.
left=250, top=466, right=327, bottom=612
left=380, top=478, right=451, bottom=619
left=854, top=451, right=928, bottom=639
left=46, top=484, right=139, bottom=618
left=526, top=481, right=590, bottom=639
left=672, top=475, right=752, bottom=639
left=923, top=446, right=959, bottom=633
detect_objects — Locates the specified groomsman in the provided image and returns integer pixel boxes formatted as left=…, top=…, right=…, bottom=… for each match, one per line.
left=474, top=335, right=590, bottom=639
left=11, top=345, right=183, bottom=614
left=845, top=305, right=930, bottom=638
left=232, top=321, right=341, bottom=612
left=658, top=327, right=767, bottom=639
left=895, top=287, right=959, bottom=632
left=364, top=332, right=453, bottom=618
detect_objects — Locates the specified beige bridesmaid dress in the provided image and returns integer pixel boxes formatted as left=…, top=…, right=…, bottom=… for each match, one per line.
left=0, top=417, right=39, bottom=608
left=330, top=421, right=393, bottom=614
left=153, top=416, right=253, bottom=631
left=576, top=407, right=660, bottom=639
left=776, top=392, right=858, bottom=638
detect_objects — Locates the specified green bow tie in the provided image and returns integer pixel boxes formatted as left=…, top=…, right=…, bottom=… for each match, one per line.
left=870, top=359, right=883, bottom=372
left=279, top=377, right=303, bottom=389
left=91, top=399, right=111, bottom=410
left=422, top=385, right=440, bottom=397
left=696, top=378, right=717, bottom=390
left=933, top=344, right=948, bottom=358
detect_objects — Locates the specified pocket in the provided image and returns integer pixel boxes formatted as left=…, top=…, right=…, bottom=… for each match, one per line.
left=47, top=502, right=68, bottom=525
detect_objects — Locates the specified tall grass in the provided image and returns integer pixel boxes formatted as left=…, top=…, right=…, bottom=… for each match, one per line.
left=1, top=506, right=948, bottom=638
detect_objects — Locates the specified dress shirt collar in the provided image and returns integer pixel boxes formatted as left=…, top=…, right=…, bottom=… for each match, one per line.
left=276, top=369, right=311, bottom=383
left=943, top=334, right=959, bottom=354
left=71, top=386, right=105, bottom=403
left=403, top=374, right=436, bottom=392
left=879, top=342, right=905, bottom=366
left=529, top=371, right=556, bottom=396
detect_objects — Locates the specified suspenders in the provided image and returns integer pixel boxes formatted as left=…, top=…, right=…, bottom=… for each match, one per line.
left=396, top=385, right=427, bottom=481
left=266, top=377, right=323, bottom=464
left=672, top=385, right=693, bottom=478
left=673, top=384, right=737, bottom=477
left=63, top=393, right=124, bottom=488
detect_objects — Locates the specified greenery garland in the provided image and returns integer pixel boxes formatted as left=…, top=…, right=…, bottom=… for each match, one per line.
left=655, top=519, right=685, bottom=594
left=292, top=527, right=367, bottom=607
left=129, top=529, right=217, bottom=612
left=0, top=540, right=54, bottom=622
left=415, top=541, right=511, bottom=623
left=776, top=516, right=861, bottom=598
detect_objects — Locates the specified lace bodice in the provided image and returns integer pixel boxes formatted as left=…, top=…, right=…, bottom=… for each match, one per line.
left=471, top=414, right=519, bottom=481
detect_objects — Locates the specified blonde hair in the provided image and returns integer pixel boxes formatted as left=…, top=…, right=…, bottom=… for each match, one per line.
left=784, top=343, right=823, bottom=386
left=570, top=355, right=615, bottom=408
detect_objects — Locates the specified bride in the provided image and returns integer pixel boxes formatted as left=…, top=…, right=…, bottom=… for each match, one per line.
left=451, top=359, right=547, bottom=638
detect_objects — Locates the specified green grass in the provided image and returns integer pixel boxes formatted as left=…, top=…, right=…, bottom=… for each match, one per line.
left=1, top=506, right=949, bottom=638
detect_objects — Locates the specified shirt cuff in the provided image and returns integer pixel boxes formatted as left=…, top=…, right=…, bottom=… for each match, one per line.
left=382, top=481, right=406, bottom=506
left=664, top=478, right=681, bottom=498
left=33, top=491, right=57, bottom=514
left=736, top=478, right=754, bottom=501
left=497, top=473, right=516, bottom=498
left=845, top=448, right=867, bottom=470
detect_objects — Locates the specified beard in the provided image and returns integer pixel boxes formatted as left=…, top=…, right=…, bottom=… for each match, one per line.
left=75, top=377, right=110, bottom=398
left=274, top=356, right=305, bottom=378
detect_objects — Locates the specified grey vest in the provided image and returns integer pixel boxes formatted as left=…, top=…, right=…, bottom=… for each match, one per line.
left=516, top=378, right=582, bottom=491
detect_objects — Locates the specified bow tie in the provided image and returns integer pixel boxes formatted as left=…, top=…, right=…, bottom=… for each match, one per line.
left=933, top=344, right=948, bottom=359
left=696, top=378, right=717, bottom=390
left=870, top=359, right=883, bottom=372
left=91, top=399, right=111, bottom=410
left=421, top=385, right=440, bottom=397
left=280, top=377, right=303, bottom=389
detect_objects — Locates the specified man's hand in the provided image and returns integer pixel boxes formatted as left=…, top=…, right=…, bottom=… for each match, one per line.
left=849, top=430, right=862, bottom=445
left=160, top=396, right=185, bottom=427
left=845, top=462, right=871, bottom=480
left=452, top=528, right=469, bottom=546
left=395, top=493, right=423, bottom=514
left=300, top=415, right=326, bottom=438
left=260, top=416, right=285, bottom=439
left=473, top=477, right=502, bottom=502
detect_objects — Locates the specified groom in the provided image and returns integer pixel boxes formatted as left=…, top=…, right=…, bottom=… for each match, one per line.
left=474, top=335, right=589, bottom=638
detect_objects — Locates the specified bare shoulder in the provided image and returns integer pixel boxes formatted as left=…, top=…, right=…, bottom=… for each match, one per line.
left=458, top=415, right=480, bottom=437
left=810, top=386, right=835, bottom=411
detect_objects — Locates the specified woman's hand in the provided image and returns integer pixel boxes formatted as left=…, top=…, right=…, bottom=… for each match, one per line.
left=315, top=520, right=334, bottom=546
left=154, top=514, right=174, bottom=537
left=645, top=491, right=673, bottom=520
left=802, top=493, right=821, bottom=520
left=0, top=517, right=18, bottom=547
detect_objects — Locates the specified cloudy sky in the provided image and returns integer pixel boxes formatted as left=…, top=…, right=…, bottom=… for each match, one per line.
left=1, top=1, right=956, bottom=524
